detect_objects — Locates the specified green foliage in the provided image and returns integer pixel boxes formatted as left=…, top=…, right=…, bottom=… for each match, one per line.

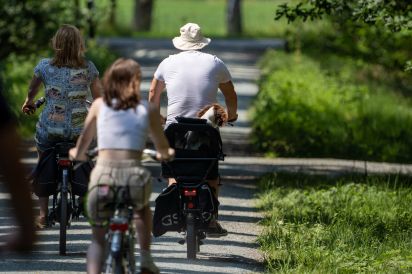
left=0, top=0, right=83, bottom=60
left=275, top=0, right=412, bottom=73
left=1, top=53, right=43, bottom=137
left=276, top=0, right=412, bottom=32
left=251, top=50, right=412, bottom=162
left=257, top=173, right=412, bottom=273
left=85, top=40, right=118, bottom=77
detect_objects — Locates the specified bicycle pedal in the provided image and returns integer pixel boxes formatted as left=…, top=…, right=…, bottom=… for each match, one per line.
left=178, top=239, right=185, bottom=245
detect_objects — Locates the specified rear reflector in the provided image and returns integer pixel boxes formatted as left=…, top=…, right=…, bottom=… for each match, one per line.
left=183, top=189, right=197, bottom=197
left=110, top=223, right=128, bottom=232
left=58, top=159, right=72, bottom=167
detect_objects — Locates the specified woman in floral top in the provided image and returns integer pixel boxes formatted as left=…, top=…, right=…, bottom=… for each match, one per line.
left=21, top=24, right=101, bottom=228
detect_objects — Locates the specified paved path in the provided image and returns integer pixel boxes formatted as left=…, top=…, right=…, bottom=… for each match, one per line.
left=3, top=37, right=412, bottom=274
left=0, top=38, right=284, bottom=274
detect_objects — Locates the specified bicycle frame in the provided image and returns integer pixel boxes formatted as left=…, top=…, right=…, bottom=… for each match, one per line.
left=163, top=159, right=218, bottom=260
left=104, top=186, right=136, bottom=274
left=48, top=142, right=80, bottom=256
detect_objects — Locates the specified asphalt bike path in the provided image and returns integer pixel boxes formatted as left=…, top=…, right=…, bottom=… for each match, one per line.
left=2, top=38, right=412, bottom=273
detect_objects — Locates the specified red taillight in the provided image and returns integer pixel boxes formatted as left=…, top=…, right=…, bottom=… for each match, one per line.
left=187, top=202, right=195, bottom=209
left=58, top=159, right=72, bottom=167
left=110, top=223, right=128, bottom=232
left=184, top=189, right=197, bottom=197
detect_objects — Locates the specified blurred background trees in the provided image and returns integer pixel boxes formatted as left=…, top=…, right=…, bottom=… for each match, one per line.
left=2, top=0, right=412, bottom=163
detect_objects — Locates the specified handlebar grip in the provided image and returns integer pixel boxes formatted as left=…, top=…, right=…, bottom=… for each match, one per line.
left=143, top=149, right=157, bottom=160
left=34, top=97, right=46, bottom=109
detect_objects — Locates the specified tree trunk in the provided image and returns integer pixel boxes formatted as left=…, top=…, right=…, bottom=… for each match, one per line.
left=109, top=0, right=116, bottom=25
left=74, top=0, right=81, bottom=23
left=226, top=0, right=242, bottom=35
left=133, top=0, right=153, bottom=31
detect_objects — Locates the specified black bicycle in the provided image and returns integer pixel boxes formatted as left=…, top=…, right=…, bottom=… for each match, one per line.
left=151, top=117, right=224, bottom=259
left=101, top=185, right=137, bottom=274
left=30, top=97, right=91, bottom=255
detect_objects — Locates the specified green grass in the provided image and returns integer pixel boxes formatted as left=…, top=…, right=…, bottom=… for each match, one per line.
left=94, top=0, right=301, bottom=38
left=257, top=173, right=412, bottom=273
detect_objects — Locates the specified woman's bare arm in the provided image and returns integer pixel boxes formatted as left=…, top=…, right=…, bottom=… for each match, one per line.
left=69, top=98, right=101, bottom=161
left=22, top=76, right=42, bottom=114
left=90, top=78, right=102, bottom=99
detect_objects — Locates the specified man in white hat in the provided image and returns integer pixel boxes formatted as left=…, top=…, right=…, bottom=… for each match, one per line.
left=149, top=22, right=238, bottom=237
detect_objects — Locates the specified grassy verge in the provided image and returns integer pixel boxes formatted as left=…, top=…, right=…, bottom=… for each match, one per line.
left=257, top=173, right=412, bottom=273
left=95, top=0, right=298, bottom=38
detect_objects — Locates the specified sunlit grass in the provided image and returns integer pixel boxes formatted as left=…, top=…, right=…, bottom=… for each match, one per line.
left=94, top=0, right=299, bottom=38
left=257, top=173, right=412, bottom=273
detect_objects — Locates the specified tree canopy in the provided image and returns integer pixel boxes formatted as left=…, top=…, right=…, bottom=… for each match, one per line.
left=0, top=0, right=80, bottom=60
left=276, top=0, right=412, bottom=32
left=275, top=0, right=412, bottom=72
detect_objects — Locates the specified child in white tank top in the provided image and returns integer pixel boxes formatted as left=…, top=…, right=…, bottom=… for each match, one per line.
left=69, top=58, right=174, bottom=274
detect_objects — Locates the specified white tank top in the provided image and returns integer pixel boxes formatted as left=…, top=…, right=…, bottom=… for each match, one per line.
left=97, top=101, right=149, bottom=151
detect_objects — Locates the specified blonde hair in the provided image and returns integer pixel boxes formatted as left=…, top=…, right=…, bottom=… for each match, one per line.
left=51, top=24, right=86, bottom=68
left=103, top=58, right=141, bottom=110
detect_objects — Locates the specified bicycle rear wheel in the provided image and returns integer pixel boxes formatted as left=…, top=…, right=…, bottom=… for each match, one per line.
left=59, top=190, right=68, bottom=255
left=59, top=167, right=70, bottom=255
left=186, top=213, right=197, bottom=259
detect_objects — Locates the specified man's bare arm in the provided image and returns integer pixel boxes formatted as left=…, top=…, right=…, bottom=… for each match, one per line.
left=219, top=80, right=238, bottom=121
left=148, top=78, right=166, bottom=112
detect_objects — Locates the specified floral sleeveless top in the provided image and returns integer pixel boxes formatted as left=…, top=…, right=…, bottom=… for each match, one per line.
left=34, top=58, right=99, bottom=142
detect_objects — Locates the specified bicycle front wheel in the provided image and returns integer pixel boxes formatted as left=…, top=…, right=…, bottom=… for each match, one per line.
left=104, top=254, right=124, bottom=274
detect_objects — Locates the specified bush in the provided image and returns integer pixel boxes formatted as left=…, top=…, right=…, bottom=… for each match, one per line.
left=251, top=50, right=412, bottom=162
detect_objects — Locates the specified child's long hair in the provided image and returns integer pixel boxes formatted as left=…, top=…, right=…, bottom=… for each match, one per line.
left=103, top=58, right=141, bottom=110
left=51, top=24, right=86, bottom=68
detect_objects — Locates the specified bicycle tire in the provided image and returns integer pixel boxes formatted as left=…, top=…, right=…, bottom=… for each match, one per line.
left=126, top=232, right=136, bottom=274
left=186, top=213, right=197, bottom=259
left=114, top=256, right=124, bottom=274
left=59, top=189, right=68, bottom=255
left=104, top=253, right=114, bottom=274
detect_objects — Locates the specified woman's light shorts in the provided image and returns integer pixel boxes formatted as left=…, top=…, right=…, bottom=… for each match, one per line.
left=86, top=158, right=152, bottom=226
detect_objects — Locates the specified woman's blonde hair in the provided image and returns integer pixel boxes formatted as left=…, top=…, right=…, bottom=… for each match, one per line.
left=51, top=24, right=86, bottom=68
left=103, top=58, right=141, bottom=110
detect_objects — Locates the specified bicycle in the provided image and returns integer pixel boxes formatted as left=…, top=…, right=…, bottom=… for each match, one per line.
left=84, top=149, right=158, bottom=274
left=30, top=97, right=91, bottom=255
left=150, top=116, right=224, bottom=259
left=101, top=185, right=137, bottom=274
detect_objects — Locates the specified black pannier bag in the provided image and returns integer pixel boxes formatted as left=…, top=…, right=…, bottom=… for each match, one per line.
left=32, top=148, right=58, bottom=197
left=152, top=184, right=182, bottom=237
left=72, top=160, right=94, bottom=196
left=31, top=148, right=92, bottom=197
left=152, top=183, right=220, bottom=237
left=197, top=183, right=220, bottom=225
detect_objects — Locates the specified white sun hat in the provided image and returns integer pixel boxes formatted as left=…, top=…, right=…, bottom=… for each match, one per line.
left=172, top=23, right=211, bottom=51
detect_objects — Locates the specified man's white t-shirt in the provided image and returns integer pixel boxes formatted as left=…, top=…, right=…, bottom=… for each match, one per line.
left=154, top=50, right=232, bottom=125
